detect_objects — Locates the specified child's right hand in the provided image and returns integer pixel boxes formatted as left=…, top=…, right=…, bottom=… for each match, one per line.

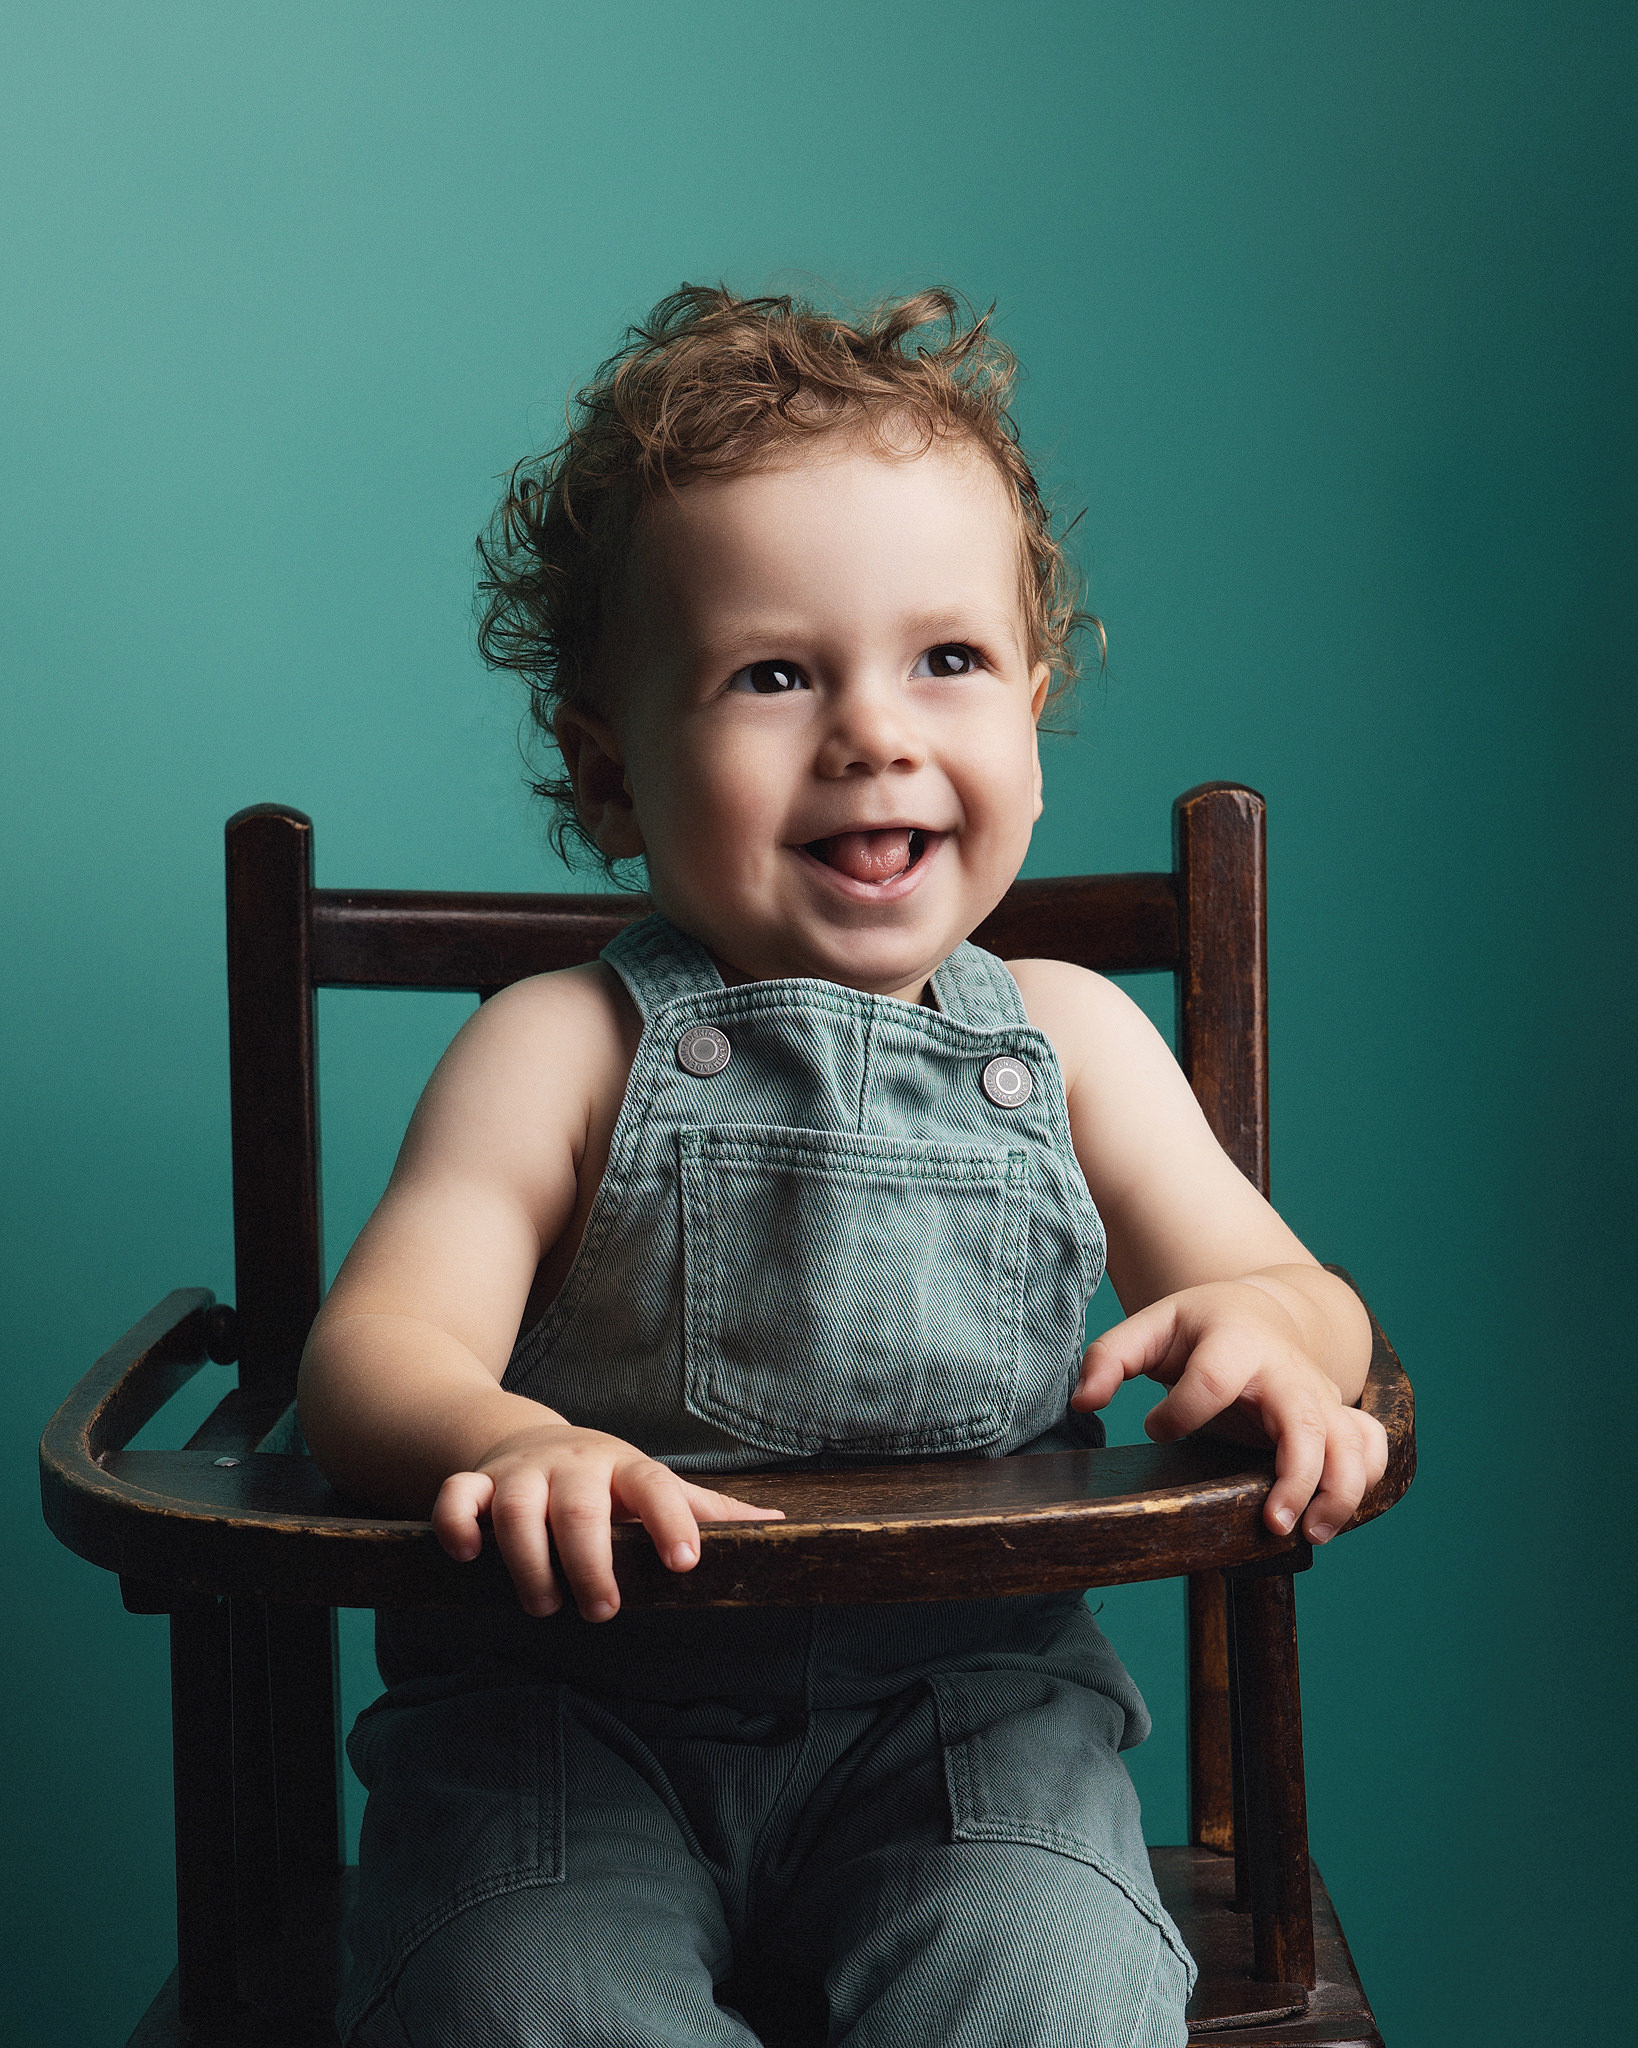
left=431, top=1422, right=784, bottom=1621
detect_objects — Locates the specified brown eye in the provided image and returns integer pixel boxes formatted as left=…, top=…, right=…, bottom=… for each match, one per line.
left=728, top=659, right=809, bottom=694
left=913, top=643, right=979, bottom=678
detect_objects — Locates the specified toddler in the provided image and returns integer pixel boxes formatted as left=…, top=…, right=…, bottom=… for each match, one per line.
left=300, top=286, right=1387, bottom=2048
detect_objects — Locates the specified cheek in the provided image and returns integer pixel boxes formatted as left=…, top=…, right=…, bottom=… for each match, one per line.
left=637, top=728, right=777, bottom=851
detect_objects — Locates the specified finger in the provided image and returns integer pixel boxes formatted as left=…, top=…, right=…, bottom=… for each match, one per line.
left=547, top=1474, right=621, bottom=1623
left=1141, top=1333, right=1255, bottom=1443
left=489, top=1468, right=560, bottom=1618
left=1071, top=1337, right=1130, bottom=1411
left=681, top=1483, right=785, bottom=1524
left=1261, top=1405, right=1330, bottom=1537
left=1304, top=1412, right=1390, bottom=1543
left=1301, top=1426, right=1370, bottom=1545
left=431, top=1471, right=494, bottom=1562
left=614, top=1459, right=705, bottom=1573
left=1071, top=1298, right=1189, bottom=1409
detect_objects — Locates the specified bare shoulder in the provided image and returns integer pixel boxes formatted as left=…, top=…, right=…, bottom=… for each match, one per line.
left=1006, top=955, right=1310, bottom=1300
left=395, top=961, right=640, bottom=1183
left=1004, top=957, right=1172, bottom=1093
left=1005, top=953, right=1213, bottom=1193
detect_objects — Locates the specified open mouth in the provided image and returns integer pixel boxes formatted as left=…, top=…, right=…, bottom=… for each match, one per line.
left=802, top=827, right=930, bottom=885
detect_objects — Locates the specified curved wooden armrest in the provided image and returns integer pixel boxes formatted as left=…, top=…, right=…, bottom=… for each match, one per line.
left=42, top=1284, right=1414, bottom=1612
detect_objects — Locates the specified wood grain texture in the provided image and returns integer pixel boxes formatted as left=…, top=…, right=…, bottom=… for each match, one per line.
left=41, top=1282, right=1414, bottom=1610
left=1188, top=1570, right=1234, bottom=1852
left=304, top=869, right=1181, bottom=994
left=1228, top=1565, right=1317, bottom=1989
left=1173, top=783, right=1269, bottom=1874
left=1174, top=783, right=1268, bottom=1196
left=225, top=808, right=322, bottom=1405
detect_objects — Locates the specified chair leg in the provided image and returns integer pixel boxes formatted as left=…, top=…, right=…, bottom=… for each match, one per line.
left=170, top=1597, right=238, bottom=2016
left=1186, top=1571, right=1234, bottom=1852
left=266, top=1604, right=343, bottom=1894
left=1224, top=1581, right=1251, bottom=1911
left=1225, top=1556, right=1317, bottom=1990
left=230, top=1598, right=282, bottom=1943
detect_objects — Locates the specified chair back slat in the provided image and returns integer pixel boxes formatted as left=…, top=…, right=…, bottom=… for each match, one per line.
left=309, top=890, right=652, bottom=990
left=305, top=871, right=1182, bottom=993
left=971, top=873, right=1179, bottom=974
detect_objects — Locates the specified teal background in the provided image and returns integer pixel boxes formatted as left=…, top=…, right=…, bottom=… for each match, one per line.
left=3, top=3, right=1632, bottom=2043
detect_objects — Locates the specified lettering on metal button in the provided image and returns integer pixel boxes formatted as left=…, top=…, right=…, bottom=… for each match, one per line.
left=676, top=1025, right=732, bottom=1077
left=981, top=1055, right=1033, bottom=1108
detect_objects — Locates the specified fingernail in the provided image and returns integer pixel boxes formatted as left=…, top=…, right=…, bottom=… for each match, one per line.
left=587, top=1600, right=616, bottom=1623
left=532, top=1596, right=561, bottom=1618
left=670, top=1543, right=698, bottom=1569
left=1272, top=1505, right=1296, bottom=1534
left=1309, top=1522, right=1334, bottom=1545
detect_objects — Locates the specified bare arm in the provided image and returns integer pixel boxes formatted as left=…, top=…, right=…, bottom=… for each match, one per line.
left=298, top=964, right=777, bottom=1619
left=1012, top=958, right=1383, bottom=1542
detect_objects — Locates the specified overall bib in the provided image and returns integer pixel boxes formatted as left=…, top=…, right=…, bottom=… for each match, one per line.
left=342, top=918, right=1195, bottom=2047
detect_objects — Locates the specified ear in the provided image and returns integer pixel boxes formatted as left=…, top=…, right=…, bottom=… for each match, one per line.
left=1028, top=664, right=1051, bottom=821
left=554, top=705, right=647, bottom=861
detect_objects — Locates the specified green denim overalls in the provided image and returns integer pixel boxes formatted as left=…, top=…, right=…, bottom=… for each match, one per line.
left=343, top=918, right=1194, bottom=2046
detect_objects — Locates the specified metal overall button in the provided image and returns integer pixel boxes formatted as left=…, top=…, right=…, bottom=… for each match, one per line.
left=981, top=1055, right=1033, bottom=1108
left=676, top=1025, right=732, bottom=1076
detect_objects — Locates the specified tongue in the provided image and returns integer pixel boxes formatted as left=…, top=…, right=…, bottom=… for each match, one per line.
left=818, top=828, right=915, bottom=882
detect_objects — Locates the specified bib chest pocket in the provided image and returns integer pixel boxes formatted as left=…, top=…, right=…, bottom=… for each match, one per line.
left=679, top=1125, right=1031, bottom=1458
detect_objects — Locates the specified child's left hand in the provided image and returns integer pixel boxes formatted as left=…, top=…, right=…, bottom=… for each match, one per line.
left=1071, top=1270, right=1389, bottom=1544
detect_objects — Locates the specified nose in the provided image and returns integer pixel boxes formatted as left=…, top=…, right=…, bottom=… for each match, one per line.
left=815, top=674, right=928, bottom=779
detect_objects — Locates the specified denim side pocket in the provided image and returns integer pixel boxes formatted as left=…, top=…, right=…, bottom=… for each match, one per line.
left=928, top=1669, right=1196, bottom=1988
left=679, top=1124, right=1030, bottom=1457
left=339, top=1678, right=564, bottom=2038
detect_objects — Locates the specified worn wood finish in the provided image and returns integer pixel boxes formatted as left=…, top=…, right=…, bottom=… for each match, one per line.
left=226, top=808, right=322, bottom=1406
left=1228, top=1562, right=1317, bottom=1989
left=309, top=886, right=650, bottom=990
left=1162, top=1852, right=1383, bottom=2046
left=41, top=1283, right=1413, bottom=1610
left=1174, top=784, right=1269, bottom=1869
left=305, top=869, right=1182, bottom=996
left=1173, top=783, right=1268, bottom=1195
left=1187, top=1570, right=1234, bottom=1852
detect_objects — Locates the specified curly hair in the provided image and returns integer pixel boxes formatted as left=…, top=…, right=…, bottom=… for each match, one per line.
left=476, top=284, right=1100, bottom=870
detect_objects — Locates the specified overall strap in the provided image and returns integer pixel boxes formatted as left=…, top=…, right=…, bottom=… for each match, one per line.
left=929, top=941, right=1031, bottom=1032
left=602, top=913, right=726, bottom=1020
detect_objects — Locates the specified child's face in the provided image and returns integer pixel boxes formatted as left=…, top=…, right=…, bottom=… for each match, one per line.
left=566, top=433, right=1050, bottom=1000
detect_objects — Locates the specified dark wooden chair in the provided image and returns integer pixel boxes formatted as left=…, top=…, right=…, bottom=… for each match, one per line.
left=41, top=782, right=1414, bottom=2047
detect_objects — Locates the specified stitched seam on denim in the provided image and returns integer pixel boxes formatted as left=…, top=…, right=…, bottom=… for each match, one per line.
left=855, top=991, right=878, bottom=1135
left=338, top=1688, right=565, bottom=2036
left=338, top=1863, right=570, bottom=2038
left=565, top=1691, right=709, bottom=1865
left=502, top=1027, right=663, bottom=1388
left=1118, top=1924, right=1165, bottom=2048
left=693, top=1127, right=1026, bottom=1180
left=603, top=914, right=724, bottom=1015
left=932, top=941, right=1028, bottom=1030
left=949, top=1816, right=1193, bottom=1968
left=680, top=1131, right=1027, bottom=1454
